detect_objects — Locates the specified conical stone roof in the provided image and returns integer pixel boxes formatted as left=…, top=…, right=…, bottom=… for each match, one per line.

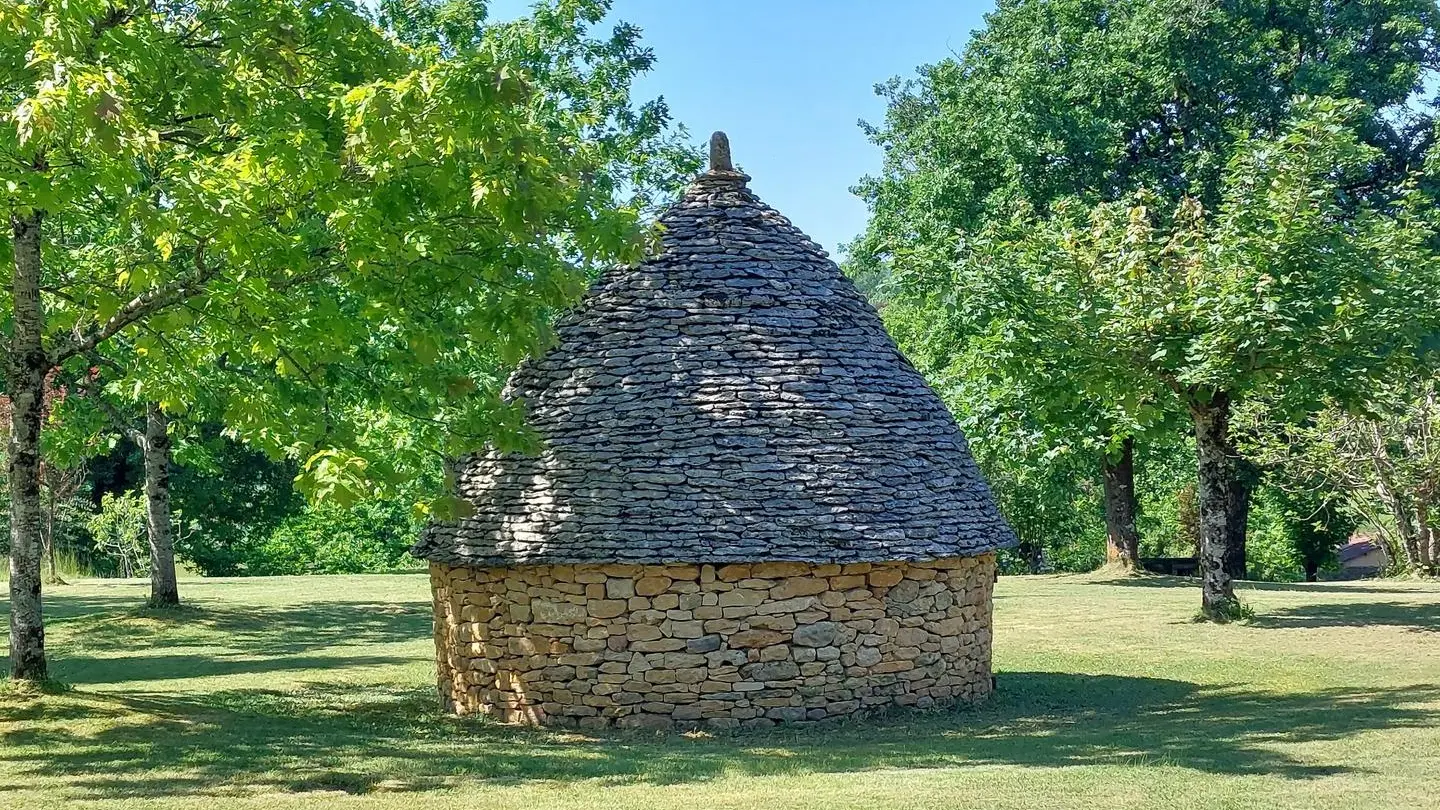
left=415, top=133, right=1016, bottom=568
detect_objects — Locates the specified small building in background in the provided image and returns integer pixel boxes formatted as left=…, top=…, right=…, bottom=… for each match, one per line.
left=1336, top=538, right=1386, bottom=579
left=413, top=133, right=1016, bottom=729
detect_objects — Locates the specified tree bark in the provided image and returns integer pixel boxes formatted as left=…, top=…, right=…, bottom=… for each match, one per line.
left=1192, top=391, right=1239, bottom=620
left=1102, top=436, right=1140, bottom=569
left=142, top=404, right=180, bottom=606
left=1223, top=458, right=1257, bottom=580
left=7, top=211, right=49, bottom=681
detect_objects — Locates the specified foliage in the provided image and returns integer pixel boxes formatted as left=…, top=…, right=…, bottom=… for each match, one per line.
left=248, top=498, right=424, bottom=576
left=169, top=434, right=305, bottom=576
left=86, top=491, right=148, bottom=578
left=2, top=0, right=695, bottom=677
left=897, top=99, right=1439, bottom=442
left=854, top=0, right=1437, bottom=249
left=851, top=0, right=1440, bottom=595
left=870, top=97, right=1440, bottom=589
left=2, top=0, right=697, bottom=509
left=1134, top=437, right=1200, bottom=558
left=1244, top=374, right=1440, bottom=575
left=882, top=298, right=1107, bottom=573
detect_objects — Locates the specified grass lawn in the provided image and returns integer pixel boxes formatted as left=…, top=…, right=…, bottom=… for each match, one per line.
left=2, top=573, right=1439, bottom=809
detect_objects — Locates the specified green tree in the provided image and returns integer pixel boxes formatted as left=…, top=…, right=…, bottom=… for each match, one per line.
left=2, top=0, right=692, bottom=682
left=854, top=0, right=1438, bottom=612
left=943, top=101, right=1440, bottom=616
left=1246, top=374, right=1440, bottom=575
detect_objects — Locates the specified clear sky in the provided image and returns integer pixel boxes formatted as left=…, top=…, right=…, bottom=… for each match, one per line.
left=490, top=0, right=997, bottom=256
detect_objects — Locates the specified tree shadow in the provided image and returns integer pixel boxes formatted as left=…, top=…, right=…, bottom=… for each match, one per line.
left=1, top=592, right=430, bottom=685
left=43, top=595, right=429, bottom=655
left=52, top=653, right=416, bottom=685
left=1245, top=602, right=1440, bottom=632
left=1082, top=575, right=1426, bottom=595
left=4, top=672, right=1437, bottom=801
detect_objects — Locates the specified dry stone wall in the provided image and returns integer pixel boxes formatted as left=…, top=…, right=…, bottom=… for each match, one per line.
left=430, top=553, right=996, bottom=729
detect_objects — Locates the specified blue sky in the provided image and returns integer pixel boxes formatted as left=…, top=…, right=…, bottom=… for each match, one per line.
left=490, top=0, right=997, bottom=255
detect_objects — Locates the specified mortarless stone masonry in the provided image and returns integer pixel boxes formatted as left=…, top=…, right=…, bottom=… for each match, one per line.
left=416, top=133, right=1015, bottom=727
left=430, top=554, right=996, bottom=729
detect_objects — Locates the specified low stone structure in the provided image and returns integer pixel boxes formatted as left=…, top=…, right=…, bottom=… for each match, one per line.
left=430, top=556, right=996, bottom=728
left=416, top=133, right=1015, bottom=728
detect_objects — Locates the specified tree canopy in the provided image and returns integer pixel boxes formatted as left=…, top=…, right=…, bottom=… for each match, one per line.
left=852, top=0, right=1440, bottom=616
left=3, top=0, right=695, bottom=681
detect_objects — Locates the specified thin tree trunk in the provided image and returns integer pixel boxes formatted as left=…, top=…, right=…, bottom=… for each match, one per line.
left=1415, top=502, right=1437, bottom=576
left=7, top=211, right=49, bottom=681
left=1192, top=391, right=1239, bottom=620
left=42, top=485, right=55, bottom=581
left=143, top=404, right=179, bottom=606
left=1376, top=481, right=1420, bottom=570
left=1102, top=437, right=1140, bottom=570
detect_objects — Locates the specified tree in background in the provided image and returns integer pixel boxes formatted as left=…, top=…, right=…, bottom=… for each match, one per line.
left=932, top=102, right=1440, bottom=617
left=1248, top=375, right=1440, bottom=576
left=169, top=433, right=303, bottom=576
left=72, top=389, right=182, bottom=605
left=881, top=297, right=1112, bottom=571
left=874, top=272, right=1171, bottom=570
left=2, top=0, right=693, bottom=683
left=854, top=0, right=1439, bottom=613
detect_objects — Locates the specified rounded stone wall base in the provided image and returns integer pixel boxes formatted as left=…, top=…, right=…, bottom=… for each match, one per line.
left=429, top=554, right=996, bottom=729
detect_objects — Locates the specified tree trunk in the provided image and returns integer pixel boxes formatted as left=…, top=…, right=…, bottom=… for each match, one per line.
left=42, top=485, right=55, bottom=581
left=1192, top=392, right=1239, bottom=620
left=7, top=211, right=49, bottom=682
left=143, top=404, right=180, bottom=606
left=1102, top=437, right=1140, bottom=569
left=1415, top=502, right=1437, bottom=576
left=1223, top=458, right=1257, bottom=580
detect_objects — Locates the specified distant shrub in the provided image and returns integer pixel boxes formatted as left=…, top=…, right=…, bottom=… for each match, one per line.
left=87, top=491, right=149, bottom=578
left=247, top=498, right=425, bottom=576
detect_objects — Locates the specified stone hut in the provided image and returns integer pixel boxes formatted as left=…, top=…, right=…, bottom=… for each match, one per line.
left=414, top=133, right=1016, bottom=730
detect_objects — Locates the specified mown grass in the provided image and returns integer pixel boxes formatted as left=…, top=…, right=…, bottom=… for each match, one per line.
left=2, top=573, right=1438, bottom=809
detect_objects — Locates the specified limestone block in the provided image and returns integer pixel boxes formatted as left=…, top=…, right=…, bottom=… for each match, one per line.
left=531, top=600, right=587, bottom=624
left=665, top=620, right=705, bottom=639
left=717, top=564, right=751, bottom=582
left=758, top=644, right=791, bottom=662
left=730, top=628, right=786, bottom=648
left=589, top=600, right=628, bottom=619
left=868, top=569, right=904, bottom=588
left=718, top=589, right=767, bottom=608
left=631, top=639, right=687, bottom=653
left=751, top=562, right=809, bottom=578
left=791, top=621, right=841, bottom=647
left=773, top=577, right=829, bottom=598
left=630, top=576, right=674, bottom=598
left=743, top=661, right=800, bottom=681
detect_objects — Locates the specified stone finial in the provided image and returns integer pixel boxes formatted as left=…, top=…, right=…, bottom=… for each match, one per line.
left=709, top=131, right=733, bottom=173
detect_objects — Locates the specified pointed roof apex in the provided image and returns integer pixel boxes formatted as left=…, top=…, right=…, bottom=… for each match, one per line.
left=705, top=130, right=750, bottom=182
left=709, top=131, right=733, bottom=172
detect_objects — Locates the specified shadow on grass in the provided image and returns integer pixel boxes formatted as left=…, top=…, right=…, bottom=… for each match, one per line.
left=0, top=590, right=430, bottom=689
left=1245, top=602, right=1440, bottom=632
left=1080, top=574, right=1426, bottom=595
left=3, top=672, right=1438, bottom=800
left=37, top=596, right=430, bottom=656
